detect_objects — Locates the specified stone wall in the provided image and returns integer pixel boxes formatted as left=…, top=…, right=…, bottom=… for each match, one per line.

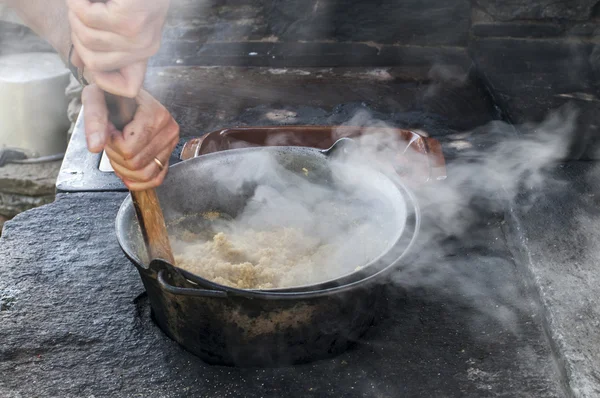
left=1, top=0, right=599, bottom=158
left=157, top=0, right=600, bottom=159
left=470, top=0, right=600, bottom=159
left=151, top=0, right=472, bottom=79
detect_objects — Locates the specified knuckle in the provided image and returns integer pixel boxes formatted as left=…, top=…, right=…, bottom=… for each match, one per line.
left=154, top=109, right=169, bottom=127
left=168, top=124, right=180, bottom=142
left=119, top=17, right=145, bottom=38
left=76, top=28, right=93, bottom=47
left=143, top=125, right=157, bottom=140
left=153, top=114, right=166, bottom=129
left=74, top=11, right=90, bottom=27
left=78, top=50, right=92, bottom=66
left=141, top=167, right=156, bottom=182
left=122, top=85, right=139, bottom=99
left=140, top=34, right=154, bottom=51
left=128, top=155, right=145, bottom=171
left=84, top=56, right=104, bottom=71
left=120, top=146, right=136, bottom=160
left=153, top=173, right=166, bottom=187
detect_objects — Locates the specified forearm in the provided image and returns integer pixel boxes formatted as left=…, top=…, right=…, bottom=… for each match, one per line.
left=2, top=0, right=71, bottom=62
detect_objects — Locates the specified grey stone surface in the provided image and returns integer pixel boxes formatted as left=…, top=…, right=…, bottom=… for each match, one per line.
left=267, top=0, right=470, bottom=46
left=150, top=0, right=472, bottom=75
left=470, top=38, right=596, bottom=114
left=165, top=0, right=470, bottom=46
left=0, top=191, right=54, bottom=218
left=0, top=160, right=60, bottom=228
left=0, top=192, right=564, bottom=397
left=472, top=22, right=564, bottom=38
left=0, top=161, right=61, bottom=196
left=469, top=36, right=600, bottom=159
left=505, top=162, right=600, bottom=397
left=151, top=41, right=472, bottom=72
left=474, top=0, right=599, bottom=21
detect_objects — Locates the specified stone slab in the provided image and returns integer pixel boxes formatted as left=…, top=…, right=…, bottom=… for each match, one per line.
left=0, top=191, right=54, bottom=218
left=469, top=36, right=600, bottom=159
left=472, top=22, right=564, bottom=38
left=0, top=192, right=563, bottom=397
left=142, top=66, right=491, bottom=137
left=151, top=41, right=472, bottom=74
left=164, top=0, right=470, bottom=46
left=0, top=161, right=61, bottom=196
left=474, top=0, right=599, bottom=21
left=505, top=161, right=600, bottom=397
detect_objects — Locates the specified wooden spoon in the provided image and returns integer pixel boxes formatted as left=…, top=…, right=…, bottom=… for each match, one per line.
left=83, top=0, right=174, bottom=264
left=104, top=92, right=175, bottom=264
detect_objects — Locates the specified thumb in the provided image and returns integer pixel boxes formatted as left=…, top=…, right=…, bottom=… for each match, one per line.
left=82, top=84, right=110, bottom=153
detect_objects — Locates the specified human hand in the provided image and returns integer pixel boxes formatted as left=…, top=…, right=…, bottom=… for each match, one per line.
left=82, top=83, right=180, bottom=190
left=67, top=0, right=170, bottom=97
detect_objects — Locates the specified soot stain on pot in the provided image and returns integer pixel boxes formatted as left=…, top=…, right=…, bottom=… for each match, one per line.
left=226, top=302, right=316, bottom=340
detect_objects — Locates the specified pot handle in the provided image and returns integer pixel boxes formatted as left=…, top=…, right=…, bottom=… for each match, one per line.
left=321, top=137, right=358, bottom=158
left=149, top=259, right=228, bottom=298
left=157, top=270, right=228, bottom=298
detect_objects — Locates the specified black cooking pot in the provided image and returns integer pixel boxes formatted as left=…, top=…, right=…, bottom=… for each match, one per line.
left=116, top=138, right=420, bottom=367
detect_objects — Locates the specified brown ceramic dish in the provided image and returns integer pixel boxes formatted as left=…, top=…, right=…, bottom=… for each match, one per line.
left=180, top=125, right=446, bottom=184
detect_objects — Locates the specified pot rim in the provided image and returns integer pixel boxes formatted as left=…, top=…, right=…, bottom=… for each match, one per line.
left=116, top=144, right=421, bottom=297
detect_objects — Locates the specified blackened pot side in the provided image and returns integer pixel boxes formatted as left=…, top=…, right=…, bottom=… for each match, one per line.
left=116, top=141, right=420, bottom=367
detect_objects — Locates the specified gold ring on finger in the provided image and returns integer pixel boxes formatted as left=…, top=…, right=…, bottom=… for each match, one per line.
left=154, top=157, right=165, bottom=171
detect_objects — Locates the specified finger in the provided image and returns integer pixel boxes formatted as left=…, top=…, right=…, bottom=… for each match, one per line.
left=106, top=91, right=170, bottom=162
left=70, top=46, right=84, bottom=69
left=72, top=33, right=148, bottom=72
left=67, top=0, right=114, bottom=31
left=122, top=168, right=169, bottom=191
left=92, top=62, right=147, bottom=98
left=69, top=11, right=161, bottom=54
left=69, top=11, right=125, bottom=53
left=70, top=48, right=97, bottom=85
left=81, top=84, right=111, bottom=153
left=104, top=116, right=178, bottom=169
left=109, top=143, right=174, bottom=188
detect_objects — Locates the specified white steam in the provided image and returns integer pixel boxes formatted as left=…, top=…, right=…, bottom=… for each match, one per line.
left=171, top=145, right=409, bottom=288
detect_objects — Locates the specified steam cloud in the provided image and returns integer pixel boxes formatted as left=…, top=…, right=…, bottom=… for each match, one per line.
left=171, top=143, right=408, bottom=288
left=155, top=0, right=581, bottom=337
left=342, top=104, right=577, bottom=335
left=171, top=100, right=576, bottom=323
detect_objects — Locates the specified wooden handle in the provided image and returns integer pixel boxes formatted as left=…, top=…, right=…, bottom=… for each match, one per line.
left=104, top=92, right=138, bottom=131
left=103, top=93, right=175, bottom=264
left=131, top=189, right=175, bottom=264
